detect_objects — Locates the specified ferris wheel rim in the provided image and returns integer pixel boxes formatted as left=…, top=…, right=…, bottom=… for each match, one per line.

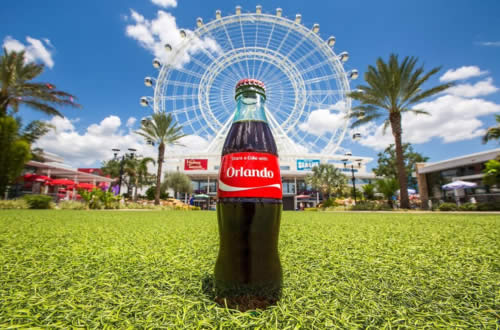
left=151, top=9, right=353, bottom=155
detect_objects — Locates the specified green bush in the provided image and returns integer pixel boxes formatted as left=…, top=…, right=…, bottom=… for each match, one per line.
left=23, top=194, right=53, bottom=209
left=350, top=201, right=392, bottom=211
left=125, top=202, right=156, bottom=210
left=438, top=203, right=458, bottom=211
left=59, top=200, right=87, bottom=210
left=476, top=202, right=500, bottom=211
left=458, top=203, right=477, bottom=211
left=304, top=207, right=318, bottom=211
left=191, top=206, right=201, bottom=211
left=79, top=189, right=120, bottom=209
left=321, top=198, right=339, bottom=208
left=145, top=186, right=169, bottom=200
left=0, top=199, right=28, bottom=209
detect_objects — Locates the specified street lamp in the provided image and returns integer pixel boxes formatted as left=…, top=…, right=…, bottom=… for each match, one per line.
left=112, top=148, right=136, bottom=195
left=342, top=156, right=363, bottom=204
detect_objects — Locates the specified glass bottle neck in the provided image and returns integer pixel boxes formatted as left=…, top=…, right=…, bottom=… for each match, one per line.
left=232, top=91, right=268, bottom=123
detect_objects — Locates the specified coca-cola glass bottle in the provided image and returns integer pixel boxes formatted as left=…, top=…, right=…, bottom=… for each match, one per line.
left=215, top=79, right=283, bottom=302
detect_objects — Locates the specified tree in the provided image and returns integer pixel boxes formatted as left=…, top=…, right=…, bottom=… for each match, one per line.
left=375, top=178, right=399, bottom=208
left=373, top=143, right=428, bottom=189
left=362, top=183, right=375, bottom=200
left=136, top=112, right=185, bottom=205
left=482, top=114, right=500, bottom=144
left=305, top=164, right=347, bottom=199
left=162, top=172, right=193, bottom=199
left=349, top=54, right=453, bottom=208
left=0, top=49, right=79, bottom=117
left=482, top=157, right=500, bottom=186
left=0, top=116, right=31, bottom=197
left=101, top=159, right=121, bottom=179
left=124, top=157, right=155, bottom=200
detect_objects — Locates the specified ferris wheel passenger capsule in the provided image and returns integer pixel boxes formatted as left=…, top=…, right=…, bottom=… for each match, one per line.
left=353, top=132, right=362, bottom=141
left=197, top=17, right=203, bottom=27
left=312, top=24, right=320, bottom=33
left=295, top=14, right=302, bottom=24
left=339, top=51, right=349, bottom=62
left=327, top=36, right=336, bottom=47
left=349, top=69, right=359, bottom=80
left=152, top=58, right=161, bottom=69
left=276, top=8, right=282, bottom=17
left=140, top=97, right=149, bottom=107
left=144, top=77, right=154, bottom=87
left=256, top=5, right=262, bottom=14
left=180, top=30, right=187, bottom=38
left=216, top=10, right=221, bottom=19
left=345, top=152, right=353, bottom=156
left=164, top=44, right=172, bottom=51
left=236, top=6, right=241, bottom=15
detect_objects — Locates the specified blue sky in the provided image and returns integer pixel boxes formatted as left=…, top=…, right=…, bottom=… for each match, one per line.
left=2, top=0, right=500, bottom=168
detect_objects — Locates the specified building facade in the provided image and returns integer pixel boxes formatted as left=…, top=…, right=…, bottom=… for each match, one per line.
left=168, top=153, right=377, bottom=210
left=416, top=148, right=500, bottom=208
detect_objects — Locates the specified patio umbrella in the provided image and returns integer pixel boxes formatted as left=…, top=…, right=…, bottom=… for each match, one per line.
left=441, top=180, right=477, bottom=190
left=296, top=194, right=311, bottom=199
left=396, top=189, right=417, bottom=195
left=194, top=194, right=210, bottom=198
left=23, top=174, right=51, bottom=182
left=50, top=178, right=76, bottom=186
left=76, top=183, right=97, bottom=190
left=442, top=180, right=477, bottom=206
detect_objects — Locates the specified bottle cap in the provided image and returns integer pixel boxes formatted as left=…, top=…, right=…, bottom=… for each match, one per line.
left=235, top=78, right=266, bottom=99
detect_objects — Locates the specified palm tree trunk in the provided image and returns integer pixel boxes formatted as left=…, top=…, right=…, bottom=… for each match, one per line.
left=155, top=143, right=165, bottom=205
left=134, top=176, right=139, bottom=201
left=390, top=112, right=410, bottom=209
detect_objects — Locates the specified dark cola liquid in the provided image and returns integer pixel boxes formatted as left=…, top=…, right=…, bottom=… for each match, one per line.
left=215, top=120, right=282, bottom=300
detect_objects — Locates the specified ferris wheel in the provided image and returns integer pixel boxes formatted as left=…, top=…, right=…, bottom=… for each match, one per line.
left=141, top=5, right=358, bottom=156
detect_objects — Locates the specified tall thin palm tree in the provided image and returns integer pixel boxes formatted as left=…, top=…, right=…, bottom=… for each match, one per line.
left=0, top=48, right=79, bottom=117
left=349, top=54, right=453, bottom=209
left=482, top=114, right=500, bottom=144
left=136, top=112, right=185, bottom=205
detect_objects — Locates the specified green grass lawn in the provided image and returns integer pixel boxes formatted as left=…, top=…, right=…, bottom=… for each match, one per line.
left=0, top=210, right=498, bottom=328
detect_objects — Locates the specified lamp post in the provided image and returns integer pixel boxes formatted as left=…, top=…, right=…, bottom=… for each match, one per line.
left=341, top=157, right=363, bottom=204
left=112, top=148, right=137, bottom=195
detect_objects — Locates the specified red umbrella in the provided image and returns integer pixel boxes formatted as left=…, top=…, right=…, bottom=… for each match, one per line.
left=23, top=173, right=51, bottom=182
left=76, top=183, right=97, bottom=190
left=50, top=179, right=75, bottom=186
left=296, top=194, right=311, bottom=199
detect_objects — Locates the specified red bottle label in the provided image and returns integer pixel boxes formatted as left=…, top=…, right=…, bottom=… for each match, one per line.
left=218, top=152, right=282, bottom=199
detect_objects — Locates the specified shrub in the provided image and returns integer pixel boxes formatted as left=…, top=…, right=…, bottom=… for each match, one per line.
left=458, top=203, right=477, bottom=211
left=476, top=202, right=500, bottom=211
left=438, top=203, right=458, bottom=211
left=23, top=194, right=53, bottom=209
left=145, top=186, right=169, bottom=200
left=321, top=198, right=339, bottom=208
left=190, top=206, right=201, bottom=211
left=350, top=201, right=392, bottom=211
left=304, top=207, right=318, bottom=211
left=59, top=200, right=87, bottom=210
left=0, top=199, right=28, bottom=209
left=125, top=202, right=156, bottom=210
left=79, top=189, right=120, bottom=209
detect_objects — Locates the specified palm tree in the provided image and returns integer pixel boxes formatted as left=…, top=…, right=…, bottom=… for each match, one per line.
left=305, top=164, right=347, bottom=199
left=482, top=114, right=500, bottom=144
left=136, top=112, right=185, bottom=205
left=375, top=178, right=399, bottom=208
left=349, top=54, right=453, bottom=209
left=0, top=49, right=79, bottom=117
left=124, top=157, right=155, bottom=201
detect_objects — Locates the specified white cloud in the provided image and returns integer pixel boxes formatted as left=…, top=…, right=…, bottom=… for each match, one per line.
left=151, top=0, right=177, bottom=8
left=126, top=117, right=137, bottom=128
left=354, top=95, right=500, bottom=150
left=125, top=9, right=221, bottom=68
left=2, top=36, right=55, bottom=68
left=479, top=41, right=500, bottom=47
left=35, top=115, right=209, bottom=167
left=440, top=66, right=487, bottom=82
left=299, top=110, right=345, bottom=136
left=446, top=78, right=499, bottom=98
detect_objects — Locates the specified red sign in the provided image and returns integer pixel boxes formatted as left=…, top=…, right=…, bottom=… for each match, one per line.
left=217, top=152, right=282, bottom=199
left=184, top=159, right=208, bottom=170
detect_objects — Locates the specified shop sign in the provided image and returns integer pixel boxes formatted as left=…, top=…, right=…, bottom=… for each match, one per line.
left=184, top=159, right=208, bottom=170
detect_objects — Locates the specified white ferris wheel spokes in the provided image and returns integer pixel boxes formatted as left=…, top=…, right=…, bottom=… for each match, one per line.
left=142, top=6, right=357, bottom=156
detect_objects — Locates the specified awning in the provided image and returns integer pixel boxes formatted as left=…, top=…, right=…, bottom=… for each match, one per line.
left=26, top=160, right=114, bottom=183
